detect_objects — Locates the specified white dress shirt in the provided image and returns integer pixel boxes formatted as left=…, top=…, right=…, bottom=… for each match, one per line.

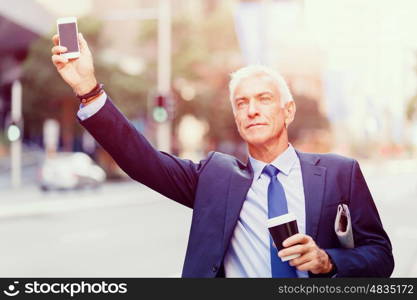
left=77, top=92, right=107, bottom=121
left=223, top=145, right=309, bottom=278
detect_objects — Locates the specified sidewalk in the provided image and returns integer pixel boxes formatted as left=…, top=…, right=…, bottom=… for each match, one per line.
left=0, top=146, right=44, bottom=173
left=0, top=146, right=44, bottom=191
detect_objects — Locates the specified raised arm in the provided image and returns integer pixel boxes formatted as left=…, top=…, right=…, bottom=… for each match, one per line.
left=79, top=95, right=213, bottom=208
left=51, top=33, right=211, bottom=208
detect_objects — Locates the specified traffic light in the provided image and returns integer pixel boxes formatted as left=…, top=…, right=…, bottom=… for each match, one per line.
left=7, top=122, right=22, bottom=142
left=152, top=95, right=169, bottom=123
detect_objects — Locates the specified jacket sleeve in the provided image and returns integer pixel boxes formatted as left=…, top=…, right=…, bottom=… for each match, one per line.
left=78, top=96, right=213, bottom=209
left=324, top=160, right=394, bottom=277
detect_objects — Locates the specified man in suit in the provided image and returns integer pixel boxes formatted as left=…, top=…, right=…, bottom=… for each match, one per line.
left=51, top=33, right=394, bottom=278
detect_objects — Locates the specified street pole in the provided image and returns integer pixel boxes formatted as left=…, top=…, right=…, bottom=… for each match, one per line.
left=11, top=79, right=22, bottom=188
left=43, top=119, right=60, bottom=157
left=156, top=0, right=172, bottom=153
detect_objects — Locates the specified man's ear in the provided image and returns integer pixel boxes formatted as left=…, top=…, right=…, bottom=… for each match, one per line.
left=284, top=101, right=296, bottom=127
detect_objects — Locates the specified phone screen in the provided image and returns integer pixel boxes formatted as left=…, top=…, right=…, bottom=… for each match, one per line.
left=58, top=23, right=79, bottom=52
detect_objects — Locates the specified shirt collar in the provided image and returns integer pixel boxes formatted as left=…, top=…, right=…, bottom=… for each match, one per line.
left=249, top=144, right=298, bottom=180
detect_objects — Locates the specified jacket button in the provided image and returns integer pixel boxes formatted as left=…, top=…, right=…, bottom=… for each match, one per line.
left=212, top=265, right=218, bottom=273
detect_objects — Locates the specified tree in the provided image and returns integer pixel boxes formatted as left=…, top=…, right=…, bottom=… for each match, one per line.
left=21, top=16, right=150, bottom=150
left=287, top=94, right=330, bottom=142
left=138, top=4, right=241, bottom=154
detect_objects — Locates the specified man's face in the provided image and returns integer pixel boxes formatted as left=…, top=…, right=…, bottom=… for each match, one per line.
left=232, top=74, right=294, bottom=147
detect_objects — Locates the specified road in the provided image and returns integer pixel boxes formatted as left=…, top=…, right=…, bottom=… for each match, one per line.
left=0, top=182, right=192, bottom=277
left=0, top=159, right=416, bottom=277
left=360, top=159, right=417, bottom=277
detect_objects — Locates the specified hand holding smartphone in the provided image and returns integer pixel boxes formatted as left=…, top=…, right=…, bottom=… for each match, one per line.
left=52, top=17, right=97, bottom=95
left=57, top=17, right=80, bottom=59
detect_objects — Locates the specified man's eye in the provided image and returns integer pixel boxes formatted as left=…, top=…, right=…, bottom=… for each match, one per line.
left=260, top=97, right=271, bottom=102
left=237, top=101, right=247, bottom=108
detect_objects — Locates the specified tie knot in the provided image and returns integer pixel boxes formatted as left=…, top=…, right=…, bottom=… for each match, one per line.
left=262, top=164, right=279, bottom=178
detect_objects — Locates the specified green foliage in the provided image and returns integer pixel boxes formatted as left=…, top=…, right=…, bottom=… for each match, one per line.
left=22, top=37, right=71, bottom=107
left=287, top=94, right=330, bottom=142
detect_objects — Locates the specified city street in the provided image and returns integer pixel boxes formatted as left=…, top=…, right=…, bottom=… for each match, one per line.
left=2, top=0, right=417, bottom=283
left=0, top=159, right=416, bottom=277
left=0, top=181, right=192, bottom=277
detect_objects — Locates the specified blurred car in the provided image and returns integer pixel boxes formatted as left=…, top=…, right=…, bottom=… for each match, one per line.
left=38, top=152, right=106, bottom=191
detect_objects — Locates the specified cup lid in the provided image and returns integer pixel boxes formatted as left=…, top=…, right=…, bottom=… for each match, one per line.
left=267, top=212, right=297, bottom=228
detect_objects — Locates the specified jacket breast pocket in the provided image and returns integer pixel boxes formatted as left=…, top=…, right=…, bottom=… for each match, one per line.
left=324, top=196, right=349, bottom=209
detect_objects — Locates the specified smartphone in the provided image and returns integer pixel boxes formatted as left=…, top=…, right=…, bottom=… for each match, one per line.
left=57, top=17, right=80, bottom=59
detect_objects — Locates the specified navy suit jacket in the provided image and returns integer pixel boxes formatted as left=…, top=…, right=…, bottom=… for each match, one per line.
left=79, top=97, right=394, bottom=278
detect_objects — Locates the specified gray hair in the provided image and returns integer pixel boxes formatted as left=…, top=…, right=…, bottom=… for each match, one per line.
left=229, top=65, right=293, bottom=107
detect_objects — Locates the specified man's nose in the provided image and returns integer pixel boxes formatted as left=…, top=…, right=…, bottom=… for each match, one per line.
left=247, top=99, right=259, bottom=118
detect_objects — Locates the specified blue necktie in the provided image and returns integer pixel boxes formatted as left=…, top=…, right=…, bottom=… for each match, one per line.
left=263, top=164, right=297, bottom=278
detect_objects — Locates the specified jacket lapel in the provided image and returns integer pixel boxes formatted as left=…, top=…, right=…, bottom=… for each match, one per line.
left=221, top=152, right=326, bottom=254
left=222, top=162, right=253, bottom=252
left=296, top=151, right=326, bottom=241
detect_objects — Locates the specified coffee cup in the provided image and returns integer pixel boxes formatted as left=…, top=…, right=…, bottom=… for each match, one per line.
left=267, top=212, right=300, bottom=262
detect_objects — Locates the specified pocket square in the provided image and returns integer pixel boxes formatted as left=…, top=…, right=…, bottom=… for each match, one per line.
left=334, top=204, right=354, bottom=248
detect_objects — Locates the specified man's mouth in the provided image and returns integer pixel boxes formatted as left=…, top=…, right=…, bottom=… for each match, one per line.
left=246, top=123, right=267, bottom=129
